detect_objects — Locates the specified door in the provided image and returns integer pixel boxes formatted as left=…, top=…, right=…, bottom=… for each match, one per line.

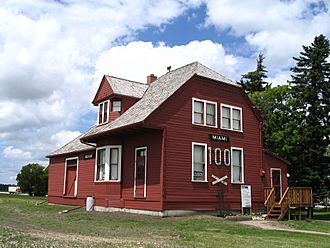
left=64, top=158, right=78, bottom=196
left=134, top=147, right=147, bottom=198
left=271, top=169, right=282, bottom=202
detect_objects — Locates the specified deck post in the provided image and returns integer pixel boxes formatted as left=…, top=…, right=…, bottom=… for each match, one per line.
left=298, top=207, right=301, bottom=220
left=307, top=207, right=313, bottom=219
left=288, top=207, right=291, bottom=220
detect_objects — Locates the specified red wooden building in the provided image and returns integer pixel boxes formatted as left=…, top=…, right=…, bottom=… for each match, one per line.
left=48, top=62, right=288, bottom=216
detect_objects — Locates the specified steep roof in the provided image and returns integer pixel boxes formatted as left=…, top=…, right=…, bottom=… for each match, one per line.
left=92, top=76, right=148, bottom=104
left=48, top=134, right=95, bottom=157
left=106, top=76, right=149, bottom=99
left=81, top=62, right=238, bottom=140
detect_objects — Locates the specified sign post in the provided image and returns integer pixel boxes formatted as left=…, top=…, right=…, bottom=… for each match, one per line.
left=241, top=185, right=252, bottom=215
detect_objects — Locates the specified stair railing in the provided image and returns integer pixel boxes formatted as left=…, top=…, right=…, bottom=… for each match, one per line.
left=264, top=187, right=275, bottom=214
left=278, top=187, right=290, bottom=220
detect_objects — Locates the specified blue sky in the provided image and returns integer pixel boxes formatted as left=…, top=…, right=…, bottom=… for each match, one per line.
left=0, top=0, right=329, bottom=184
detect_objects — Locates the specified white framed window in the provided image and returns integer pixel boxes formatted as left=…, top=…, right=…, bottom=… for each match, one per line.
left=231, top=147, right=244, bottom=183
left=95, top=145, right=122, bottom=182
left=192, top=142, right=208, bottom=182
left=112, top=100, right=121, bottom=112
left=192, top=98, right=217, bottom=128
left=221, top=104, right=242, bottom=132
left=98, top=100, right=110, bottom=125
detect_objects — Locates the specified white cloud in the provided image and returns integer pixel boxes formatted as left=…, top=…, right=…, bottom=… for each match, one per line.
left=3, top=146, right=32, bottom=160
left=96, top=40, right=248, bottom=83
left=204, top=0, right=330, bottom=73
left=50, top=130, right=82, bottom=149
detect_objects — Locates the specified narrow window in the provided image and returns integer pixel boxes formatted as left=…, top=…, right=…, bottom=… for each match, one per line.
left=112, top=100, right=121, bottom=112
left=222, top=106, right=231, bottom=129
left=96, top=148, right=106, bottom=181
left=103, top=101, right=108, bottom=123
left=231, top=148, right=244, bottom=183
left=206, top=103, right=215, bottom=126
left=192, top=143, right=207, bottom=182
left=109, top=148, right=119, bottom=180
left=232, top=109, right=241, bottom=131
left=98, top=100, right=109, bottom=125
left=193, top=100, right=204, bottom=124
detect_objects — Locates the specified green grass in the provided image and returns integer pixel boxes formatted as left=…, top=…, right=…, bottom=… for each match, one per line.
left=0, top=194, right=329, bottom=248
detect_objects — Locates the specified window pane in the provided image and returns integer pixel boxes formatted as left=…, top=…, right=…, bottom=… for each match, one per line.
left=233, top=109, right=241, bottom=130
left=67, top=159, right=77, bottom=166
left=232, top=150, right=242, bottom=182
left=97, top=149, right=106, bottom=165
left=233, top=109, right=240, bottom=120
left=222, top=106, right=230, bottom=118
left=112, top=101, right=121, bottom=112
left=98, top=103, right=103, bottom=124
left=206, top=103, right=215, bottom=126
left=194, top=101, right=203, bottom=113
left=103, top=101, right=108, bottom=123
left=222, top=106, right=231, bottom=128
left=110, top=164, right=118, bottom=180
left=194, top=145, right=204, bottom=163
left=206, top=103, right=215, bottom=115
left=194, top=113, right=203, bottom=124
left=233, top=119, right=241, bottom=130
left=110, top=148, right=118, bottom=164
left=222, top=117, right=230, bottom=128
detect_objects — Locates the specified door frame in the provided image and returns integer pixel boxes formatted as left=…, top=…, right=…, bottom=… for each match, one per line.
left=134, top=146, right=147, bottom=198
left=270, top=168, right=282, bottom=200
left=63, top=156, right=79, bottom=196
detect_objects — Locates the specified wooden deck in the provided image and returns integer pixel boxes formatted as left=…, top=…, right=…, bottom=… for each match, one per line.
left=264, top=187, right=313, bottom=220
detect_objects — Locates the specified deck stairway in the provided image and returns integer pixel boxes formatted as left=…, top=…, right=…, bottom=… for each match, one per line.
left=264, top=187, right=312, bottom=221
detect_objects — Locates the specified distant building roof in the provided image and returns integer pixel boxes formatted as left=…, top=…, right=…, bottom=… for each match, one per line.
left=47, top=134, right=94, bottom=157
left=82, top=61, right=238, bottom=140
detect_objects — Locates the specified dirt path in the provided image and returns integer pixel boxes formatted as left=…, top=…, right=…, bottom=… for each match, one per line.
left=239, top=220, right=330, bottom=236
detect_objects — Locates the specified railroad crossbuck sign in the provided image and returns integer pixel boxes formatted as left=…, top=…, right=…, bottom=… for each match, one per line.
left=212, top=175, right=228, bottom=186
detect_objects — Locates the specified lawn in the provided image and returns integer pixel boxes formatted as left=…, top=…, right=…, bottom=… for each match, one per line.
left=0, top=194, right=329, bottom=248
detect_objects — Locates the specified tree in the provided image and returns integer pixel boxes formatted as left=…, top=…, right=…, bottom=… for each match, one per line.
left=250, top=86, right=304, bottom=183
left=16, top=163, right=48, bottom=196
left=239, top=52, right=271, bottom=93
left=289, top=34, right=330, bottom=197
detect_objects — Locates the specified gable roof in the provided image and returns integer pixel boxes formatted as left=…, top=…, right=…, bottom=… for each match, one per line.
left=81, top=62, right=238, bottom=140
left=92, top=75, right=148, bottom=104
left=47, top=134, right=95, bottom=157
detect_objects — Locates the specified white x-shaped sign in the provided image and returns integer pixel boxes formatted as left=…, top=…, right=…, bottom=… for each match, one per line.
left=212, top=174, right=228, bottom=186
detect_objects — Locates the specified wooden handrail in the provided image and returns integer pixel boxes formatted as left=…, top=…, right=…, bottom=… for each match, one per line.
left=264, top=187, right=275, bottom=206
left=279, top=187, right=290, bottom=205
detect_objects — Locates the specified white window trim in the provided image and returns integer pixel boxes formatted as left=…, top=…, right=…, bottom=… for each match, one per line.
left=270, top=168, right=282, bottom=199
left=192, top=142, right=208, bottom=182
left=97, top=100, right=110, bottom=125
left=231, top=147, right=244, bottom=184
left=220, top=103, right=243, bottom=132
left=134, top=146, right=148, bottom=198
left=63, top=156, right=79, bottom=197
left=192, top=97, right=218, bottom=128
left=94, top=145, right=122, bottom=182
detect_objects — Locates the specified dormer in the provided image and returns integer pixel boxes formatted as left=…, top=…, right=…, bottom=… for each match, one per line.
left=92, top=75, right=149, bottom=125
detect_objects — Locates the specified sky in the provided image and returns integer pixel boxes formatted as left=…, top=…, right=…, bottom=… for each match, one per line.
left=0, top=0, right=329, bottom=184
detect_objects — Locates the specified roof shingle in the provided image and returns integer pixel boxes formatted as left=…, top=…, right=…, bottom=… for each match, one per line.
left=81, top=62, right=238, bottom=140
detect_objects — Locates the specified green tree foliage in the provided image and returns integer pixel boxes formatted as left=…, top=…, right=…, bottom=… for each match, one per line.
left=239, top=52, right=271, bottom=93
left=16, top=163, right=48, bottom=196
left=289, top=34, right=330, bottom=198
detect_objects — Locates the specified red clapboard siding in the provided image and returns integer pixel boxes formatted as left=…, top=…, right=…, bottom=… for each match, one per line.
left=146, top=76, right=264, bottom=211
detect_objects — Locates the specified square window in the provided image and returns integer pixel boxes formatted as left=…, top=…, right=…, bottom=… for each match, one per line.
left=192, top=98, right=217, bottom=127
left=112, top=101, right=121, bottom=112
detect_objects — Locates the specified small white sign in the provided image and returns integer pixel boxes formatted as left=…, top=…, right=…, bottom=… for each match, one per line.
left=241, top=185, right=252, bottom=208
left=212, top=174, right=228, bottom=186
